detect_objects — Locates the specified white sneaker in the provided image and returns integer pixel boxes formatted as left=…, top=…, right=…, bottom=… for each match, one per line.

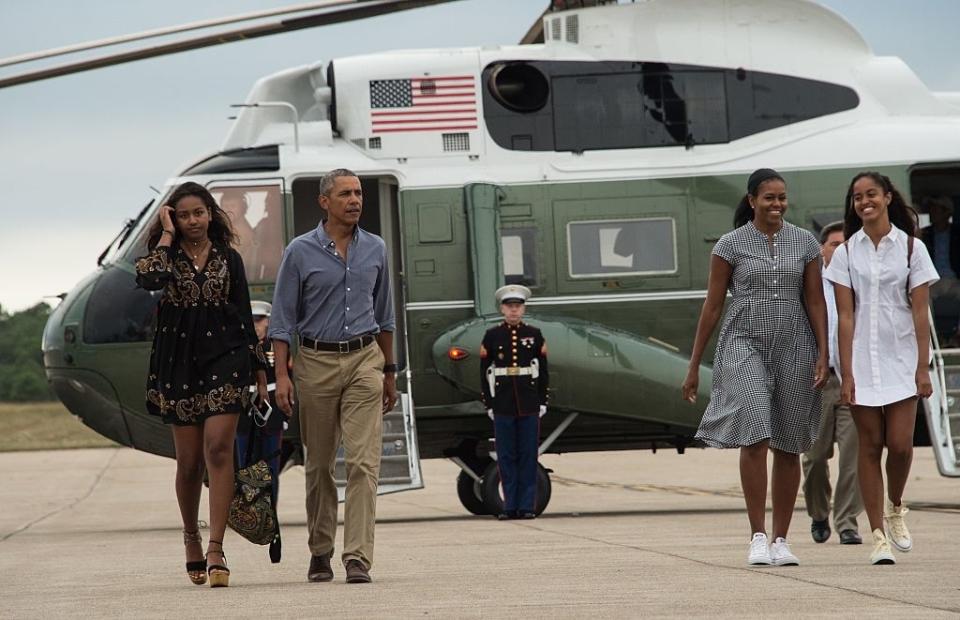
left=769, top=537, right=799, bottom=566
left=870, top=528, right=896, bottom=565
left=884, top=500, right=912, bottom=552
left=748, top=532, right=771, bottom=565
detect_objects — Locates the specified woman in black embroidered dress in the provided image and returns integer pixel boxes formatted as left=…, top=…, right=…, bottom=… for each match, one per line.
left=135, top=182, right=267, bottom=588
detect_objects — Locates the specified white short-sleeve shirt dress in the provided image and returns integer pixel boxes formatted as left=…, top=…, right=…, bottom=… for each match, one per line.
left=695, top=221, right=823, bottom=454
left=823, top=226, right=939, bottom=406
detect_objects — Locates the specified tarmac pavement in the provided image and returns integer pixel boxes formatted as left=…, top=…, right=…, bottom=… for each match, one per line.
left=2, top=446, right=959, bottom=618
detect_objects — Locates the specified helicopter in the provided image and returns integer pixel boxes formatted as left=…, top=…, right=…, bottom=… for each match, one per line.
left=14, top=0, right=960, bottom=518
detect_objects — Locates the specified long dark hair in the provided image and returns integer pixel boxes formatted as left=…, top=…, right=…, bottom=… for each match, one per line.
left=147, top=182, right=237, bottom=249
left=733, top=168, right=785, bottom=228
left=842, top=172, right=917, bottom=240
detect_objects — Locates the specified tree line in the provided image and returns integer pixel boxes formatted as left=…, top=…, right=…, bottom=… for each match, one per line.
left=0, top=303, right=53, bottom=401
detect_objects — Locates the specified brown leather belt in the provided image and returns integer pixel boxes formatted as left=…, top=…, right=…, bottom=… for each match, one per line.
left=300, top=334, right=375, bottom=353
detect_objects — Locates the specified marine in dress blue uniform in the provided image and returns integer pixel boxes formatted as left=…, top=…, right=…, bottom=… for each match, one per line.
left=480, top=285, right=549, bottom=519
left=236, top=301, right=284, bottom=488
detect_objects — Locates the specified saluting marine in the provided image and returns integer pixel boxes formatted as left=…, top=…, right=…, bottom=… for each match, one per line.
left=480, top=284, right=549, bottom=519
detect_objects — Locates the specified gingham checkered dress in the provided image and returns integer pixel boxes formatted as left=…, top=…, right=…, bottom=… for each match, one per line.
left=695, top=221, right=823, bottom=454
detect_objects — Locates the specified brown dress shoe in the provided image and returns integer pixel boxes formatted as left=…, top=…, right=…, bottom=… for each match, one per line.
left=344, top=559, right=372, bottom=584
left=308, top=553, right=334, bottom=582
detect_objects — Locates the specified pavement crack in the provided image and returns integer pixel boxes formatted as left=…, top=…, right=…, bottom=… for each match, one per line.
left=512, top=519, right=960, bottom=615
left=552, top=474, right=744, bottom=498
left=1, top=447, right=120, bottom=543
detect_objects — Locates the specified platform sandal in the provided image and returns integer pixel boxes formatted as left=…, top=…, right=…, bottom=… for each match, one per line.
left=183, top=530, right=207, bottom=586
left=206, top=540, right=230, bottom=588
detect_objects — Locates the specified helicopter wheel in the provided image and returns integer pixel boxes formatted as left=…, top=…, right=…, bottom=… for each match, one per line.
left=480, top=461, right=552, bottom=516
left=456, top=470, right=489, bottom=515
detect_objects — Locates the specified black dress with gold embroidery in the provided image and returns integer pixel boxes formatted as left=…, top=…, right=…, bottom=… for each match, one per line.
left=135, top=244, right=267, bottom=425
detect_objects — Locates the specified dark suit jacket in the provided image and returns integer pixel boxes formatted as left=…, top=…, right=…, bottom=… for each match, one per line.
left=922, top=226, right=960, bottom=277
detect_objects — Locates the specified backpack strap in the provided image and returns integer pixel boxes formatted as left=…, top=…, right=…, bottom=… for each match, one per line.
left=844, top=240, right=856, bottom=313
left=906, top=233, right=914, bottom=308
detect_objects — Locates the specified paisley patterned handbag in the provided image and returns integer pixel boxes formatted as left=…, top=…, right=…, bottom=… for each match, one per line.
left=228, top=419, right=281, bottom=557
left=228, top=459, right=278, bottom=545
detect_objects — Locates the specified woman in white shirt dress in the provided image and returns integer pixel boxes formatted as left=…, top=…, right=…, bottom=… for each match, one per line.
left=824, top=171, right=939, bottom=565
left=682, top=168, right=829, bottom=567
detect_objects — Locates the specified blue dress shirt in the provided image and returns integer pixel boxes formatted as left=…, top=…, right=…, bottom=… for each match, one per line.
left=268, top=223, right=395, bottom=344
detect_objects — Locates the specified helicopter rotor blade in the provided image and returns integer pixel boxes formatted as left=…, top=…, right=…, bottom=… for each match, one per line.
left=519, top=2, right=552, bottom=45
left=0, top=0, right=376, bottom=69
left=0, top=0, right=461, bottom=90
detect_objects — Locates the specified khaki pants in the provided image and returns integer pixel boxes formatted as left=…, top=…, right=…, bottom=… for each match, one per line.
left=295, top=342, right=384, bottom=568
left=802, top=373, right=863, bottom=533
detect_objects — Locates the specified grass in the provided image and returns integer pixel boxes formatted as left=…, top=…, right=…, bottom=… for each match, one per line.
left=0, top=401, right=118, bottom=452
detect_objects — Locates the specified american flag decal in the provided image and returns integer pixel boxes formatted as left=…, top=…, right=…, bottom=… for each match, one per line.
left=369, top=76, right=477, bottom=134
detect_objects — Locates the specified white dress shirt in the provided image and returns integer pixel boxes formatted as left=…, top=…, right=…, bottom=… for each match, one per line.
left=824, top=226, right=939, bottom=406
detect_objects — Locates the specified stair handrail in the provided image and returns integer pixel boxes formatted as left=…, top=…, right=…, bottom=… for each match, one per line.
left=929, top=306, right=949, bottom=415
left=927, top=306, right=959, bottom=477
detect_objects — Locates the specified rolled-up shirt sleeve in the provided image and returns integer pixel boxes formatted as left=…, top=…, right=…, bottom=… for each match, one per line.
left=373, top=243, right=395, bottom=332
left=268, top=246, right=301, bottom=344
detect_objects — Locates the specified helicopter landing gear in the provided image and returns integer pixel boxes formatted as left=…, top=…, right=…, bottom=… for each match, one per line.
left=449, top=412, right=578, bottom=517
left=480, top=461, right=552, bottom=516
left=455, top=466, right=488, bottom=516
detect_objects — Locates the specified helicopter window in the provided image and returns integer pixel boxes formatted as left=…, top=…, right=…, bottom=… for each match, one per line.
left=180, top=145, right=280, bottom=175
left=567, top=218, right=676, bottom=278
left=209, top=185, right=283, bottom=283
left=726, top=72, right=859, bottom=139
left=501, top=227, right=538, bottom=287
left=553, top=68, right=727, bottom=151
left=483, top=60, right=858, bottom=152
left=83, top=266, right=158, bottom=344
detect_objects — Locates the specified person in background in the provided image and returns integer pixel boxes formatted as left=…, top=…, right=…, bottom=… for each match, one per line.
left=480, top=284, right=549, bottom=520
left=921, top=195, right=960, bottom=278
left=682, top=168, right=828, bottom=567
left=920, top=195, right=960, bottom=341
left=802, top=221, right=863, bottom=546
left=825, top=172, right=939, bottom=565
left=220, top=190, right=258, bottom=273
left=251, top=188, right=285, bottom=282
left=236, top=300, right=289, bottom=502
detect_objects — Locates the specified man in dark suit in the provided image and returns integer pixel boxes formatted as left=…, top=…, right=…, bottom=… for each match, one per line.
left=480, top=284, right=549, bottom=520
left=921, top=196, right=960, bottom=277
left=921, top=195, right=960, bottom=340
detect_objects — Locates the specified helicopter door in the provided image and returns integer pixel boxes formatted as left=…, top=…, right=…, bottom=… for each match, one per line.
left=290, top=175, right=423, bottom=499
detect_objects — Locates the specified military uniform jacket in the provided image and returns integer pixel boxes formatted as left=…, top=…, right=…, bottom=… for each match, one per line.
left=480, top=321, right=549, bottom=416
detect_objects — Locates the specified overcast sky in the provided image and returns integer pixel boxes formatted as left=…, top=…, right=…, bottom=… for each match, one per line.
left=1, top=0, right=958, bottom=312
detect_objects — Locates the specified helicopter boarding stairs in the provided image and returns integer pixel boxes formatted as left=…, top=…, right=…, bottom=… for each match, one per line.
left=927, top=308, right=960, bottom=477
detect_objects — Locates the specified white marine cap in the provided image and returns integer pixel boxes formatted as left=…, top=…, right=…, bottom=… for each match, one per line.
left=495, top=284, right=532, bottom=304
left=250, top=300, right=272, bottom=317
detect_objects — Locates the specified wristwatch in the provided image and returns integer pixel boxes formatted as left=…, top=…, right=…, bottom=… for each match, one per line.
left=383, top=363, right=399, bottom=373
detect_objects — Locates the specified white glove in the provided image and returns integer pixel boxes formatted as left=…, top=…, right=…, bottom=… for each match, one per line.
left=487, top=409, right=494, bottom=420
left=539, top=405, right=547, bottom=418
